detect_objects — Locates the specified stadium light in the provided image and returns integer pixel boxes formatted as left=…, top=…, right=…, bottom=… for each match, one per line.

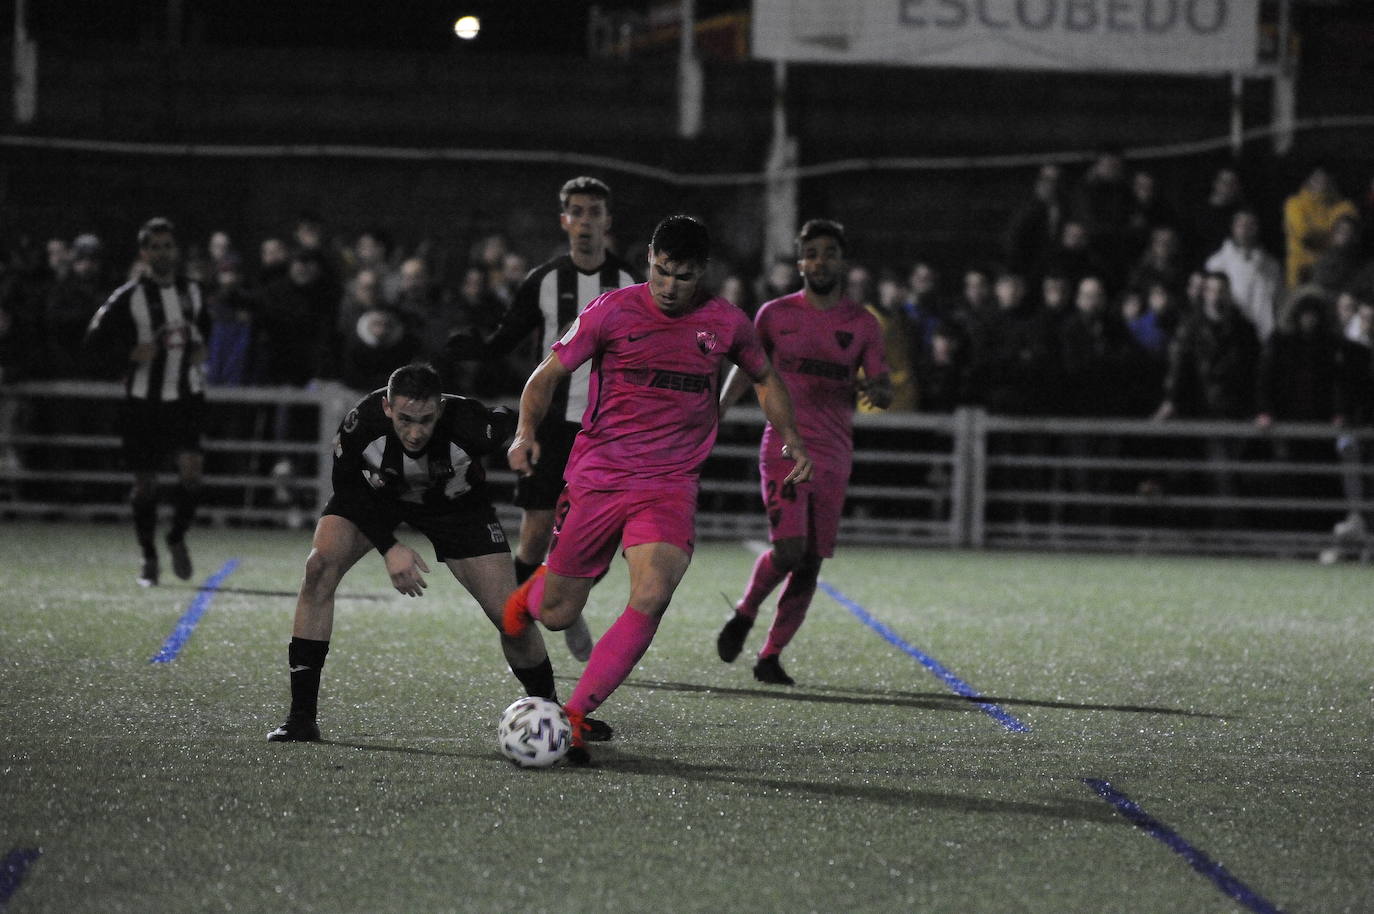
left=453, top=15, right=480, bottom=40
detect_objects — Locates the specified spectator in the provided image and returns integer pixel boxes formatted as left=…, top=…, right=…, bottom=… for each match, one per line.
left=258, top=237, right=290, bottom=288
left=205, top=253, right=260, bottom=388
left=755, top=257, right=800, bottom=305
left=336, top=266, right=386, bottom=335
left=1309, top=215, right=1366, bottom=299
left=391, top=256, right=449, bottom=357
left=967, top=271, right=1056, bottom=416
left=1205, top=208, right=1283, bottom=341
left=1044, top=220, right=1108, bottom=293
left=853, top=264, right=915, bottom=411
left=1061, top=275, right=1145, bottom=417
left=1189, top=164, right=1247, bottom=266
left=338, top=307, right=420, bottom=394
left=256, top=248, right=338, bottom=386
left=1071, top=147, right=1134, bottom=279
left=1283, top=165, right=1358, bottom=289
left=1257, top=292, right=1342, bottom=428
left=350, top=226, right=397, bottom=293
left=208, top=230, right=233, bottom=266
left=1004, top=162, right=1066, bottom=281
left=44, top=235, right=107, bottom=378
left=1123, top=169, right=1179, bottom=264
left=1155, top=271, right=1260, bottom=422
left=1126, top=225, right=1187, bottom=298
left=912, top=324, right=968, bottom=413
left=901, top=260, right=947, bottom=360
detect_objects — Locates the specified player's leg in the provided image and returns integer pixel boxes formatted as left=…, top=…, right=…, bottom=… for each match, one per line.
left=753, top=476, right=841, bottom=686
left=561, top=488, right=695, bottom=762
left=447, top=551, right=561, bottom=702
left=131, top=470, right=160, bottom=586
left=514, top=509, right=554, bottom=581
left=123, top=400, right=162, bottom=586
left=165, top=448, right=203, bottom=580
left=513, top=421, right=597, bottom=662
left=518, top=506, right=595, bottom=661
left=718, top=467, right=807, bottom=662
left=502, top=483, right=613, bottom=637
left=560, top=542, right=689, bottom=761
left=267, top=514, right=372, bottom=742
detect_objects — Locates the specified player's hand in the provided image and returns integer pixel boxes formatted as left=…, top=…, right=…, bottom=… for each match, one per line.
left=130, top=342, right=157, bottom=364
left=507, top=434, right=540, bottom=477
left=855, top=375, right=894, bottom=411
left=384, top=543, right=430, bottom=597
left=780, top=442, right=813, bottom=486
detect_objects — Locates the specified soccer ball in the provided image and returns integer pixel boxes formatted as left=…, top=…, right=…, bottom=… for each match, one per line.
left=497, top=697, right=571, bottom=768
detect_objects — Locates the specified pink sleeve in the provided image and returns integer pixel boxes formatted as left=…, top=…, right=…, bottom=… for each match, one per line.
left=731, top=311, right=769, bottom=381
left=551, top=293, right=610, bottom=370
left=861, top=312, right=890, bottom=378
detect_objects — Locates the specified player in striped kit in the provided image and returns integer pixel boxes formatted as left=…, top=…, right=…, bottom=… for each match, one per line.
left=447, top=176, right=637, bottom=662
left=84, top=218, right=211, bottom=587
left=716, top=219, right=892, bottom=685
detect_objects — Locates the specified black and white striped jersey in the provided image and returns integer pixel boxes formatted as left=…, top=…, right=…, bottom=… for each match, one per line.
left=84, top=276, right=210, bottom=402
left=483, top=253, right=638, bottom=424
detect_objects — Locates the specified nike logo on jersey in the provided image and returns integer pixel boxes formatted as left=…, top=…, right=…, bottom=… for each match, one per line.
left=627, top=331, right=654, bottom=342
left=289, top=664, right=312, bottom=673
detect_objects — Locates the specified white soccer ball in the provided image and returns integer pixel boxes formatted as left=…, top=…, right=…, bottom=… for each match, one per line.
left=497, top=696, right=571, bottom=768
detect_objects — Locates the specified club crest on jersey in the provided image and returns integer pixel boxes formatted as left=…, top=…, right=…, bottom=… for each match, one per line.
left=696, top=330, right=718, bottom=355
left=835, top=330, right=854, bottom=349
left=342, top=408, right=360, bottom=433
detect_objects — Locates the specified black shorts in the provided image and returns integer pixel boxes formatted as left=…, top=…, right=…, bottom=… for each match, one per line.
left=324, top=492, right=511, bottom=562
left=120, top=396, right=205, bottom=473
left=513, top=419, right=579, bottom=511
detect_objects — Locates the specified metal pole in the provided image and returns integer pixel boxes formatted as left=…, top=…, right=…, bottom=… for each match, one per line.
left=1229, top=71, right=1244, bottom=157
left=13, top=0, right=38, bottom=124
left=1272, top=0, right=1295, bottom=155
left=678, top=0, right=702, bottom=139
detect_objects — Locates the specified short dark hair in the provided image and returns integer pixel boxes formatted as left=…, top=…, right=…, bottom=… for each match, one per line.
left=559, top=176, right=611, bottom=210
left=138, top=217, right=176, bottom=249
left=386, top=363, right=443, bottom=403
left=649, top=215, right=710, bottom=265
left=795, top=219, right=847, bottom=257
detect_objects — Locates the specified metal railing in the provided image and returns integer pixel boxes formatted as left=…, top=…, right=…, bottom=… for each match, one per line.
left=1, top=382, right=1369, bottom=560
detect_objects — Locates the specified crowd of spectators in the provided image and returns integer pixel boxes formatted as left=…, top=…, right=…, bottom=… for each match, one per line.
left=3, top=155, right=1374, bottom=437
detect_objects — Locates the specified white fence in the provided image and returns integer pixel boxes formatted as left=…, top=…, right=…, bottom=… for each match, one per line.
left=1, top=381, right=1369, bottom=561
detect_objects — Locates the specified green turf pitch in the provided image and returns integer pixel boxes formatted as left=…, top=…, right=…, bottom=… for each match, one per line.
left=1, top=521, right=1370, bottom=913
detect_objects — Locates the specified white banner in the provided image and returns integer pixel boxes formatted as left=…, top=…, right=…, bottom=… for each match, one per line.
left=753, top=0, right=1259, bottom=73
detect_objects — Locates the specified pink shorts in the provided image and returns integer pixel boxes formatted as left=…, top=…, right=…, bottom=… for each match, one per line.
left=761, top=458, right=845, bottom=558
left=547, top=483, right=697, bottom=579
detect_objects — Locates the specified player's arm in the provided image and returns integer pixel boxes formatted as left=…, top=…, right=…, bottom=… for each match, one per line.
left=508, top=353, right=572, bottom=476
left=718, top=364, right=755, bottom=416
left=81, top=294, right=142, bottom=377
left=752, top=364, right=813, bottom=485
left=856, top=372, right=894, bottom=410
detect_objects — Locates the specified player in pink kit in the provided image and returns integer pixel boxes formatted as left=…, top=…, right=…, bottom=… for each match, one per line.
left=716, top=219, right=892, bottom=685
left=504, top=215, right=813, bottom=763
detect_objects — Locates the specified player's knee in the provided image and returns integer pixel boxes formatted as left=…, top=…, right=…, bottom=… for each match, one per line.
left=301, top=549, right=345, bottom=591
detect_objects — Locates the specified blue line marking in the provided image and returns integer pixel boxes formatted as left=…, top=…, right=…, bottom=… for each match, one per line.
left=0, top=847, right=42, bottom=908
left=150, top=559, right=240, bottom=664
left=816, top=579, right=1031, bottom=733
left=1084, top=779, right=1286, bottom=914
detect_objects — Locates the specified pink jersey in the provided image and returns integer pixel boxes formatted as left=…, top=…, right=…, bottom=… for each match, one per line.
left=755, top=292, right=888, bottom=471
left=552, top=283, right=767, bottom=489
